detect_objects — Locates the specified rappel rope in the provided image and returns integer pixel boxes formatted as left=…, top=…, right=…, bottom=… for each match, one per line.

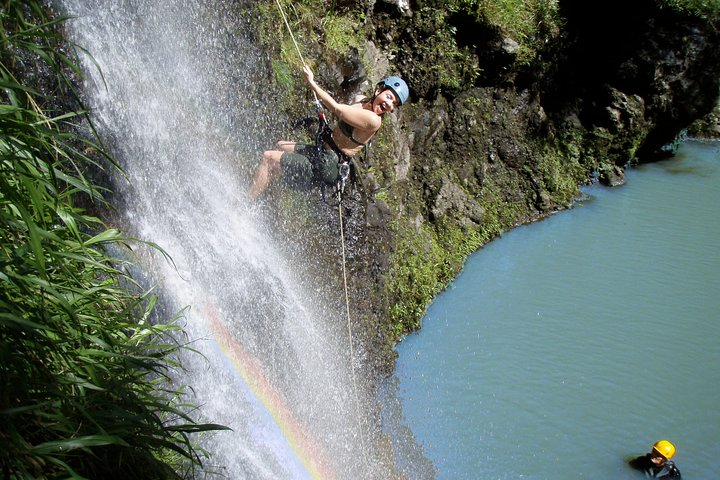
left=336, top=190, right=366, bottom=446
left=274, top=0, right=368, bottom=457
left=274, top=0, right=317, bottom=104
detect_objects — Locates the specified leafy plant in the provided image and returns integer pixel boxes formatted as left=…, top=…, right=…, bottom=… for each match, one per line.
left=658, top=0, right=720, bottom=18
left=0, top=2, right=227, bottom=478
left=447, top=0, right=563, bottom=64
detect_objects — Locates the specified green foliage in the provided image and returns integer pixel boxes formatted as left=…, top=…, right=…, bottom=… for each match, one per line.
left=412, top=5, right=482, bottom=91
left=385, top=222, right=447, bottom=338
left=256, top=0, right=369, bottom=103
left=396, top=0, right=563, bottom=95
left=536, top=145, right=584, bottom=204
left=445, top=0, right=563, bottom=63
left=657, top=0, right=720, bottom=18
left=0, top=2, right=227, bottom=478
left=271, top=58, right=295, bottom=92
left=384, top=214, right=490, bottom=341
left=476, top=175, right=526, bottom=232
left=322, top=14, right=361, bottom=56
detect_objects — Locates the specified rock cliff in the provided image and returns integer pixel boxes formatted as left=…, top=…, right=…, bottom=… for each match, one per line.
left=255, top=0, right=720, bottom=374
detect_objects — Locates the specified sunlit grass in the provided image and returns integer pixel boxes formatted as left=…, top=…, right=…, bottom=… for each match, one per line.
left=659, top=0, right=720, bottom=18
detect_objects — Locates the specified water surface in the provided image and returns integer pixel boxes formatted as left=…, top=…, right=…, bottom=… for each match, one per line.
left=387, top=141, right=720, bottom=479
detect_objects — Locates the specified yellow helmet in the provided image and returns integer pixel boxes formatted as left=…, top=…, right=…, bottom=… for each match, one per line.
left=653, top=440, right=676, bottom=459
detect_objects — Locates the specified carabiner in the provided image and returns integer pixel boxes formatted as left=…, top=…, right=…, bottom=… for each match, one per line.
left=337, top=162, right=350, bottom=193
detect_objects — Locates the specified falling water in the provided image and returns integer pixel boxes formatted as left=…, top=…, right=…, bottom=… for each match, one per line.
left=58, top=0, right=389, bottom=477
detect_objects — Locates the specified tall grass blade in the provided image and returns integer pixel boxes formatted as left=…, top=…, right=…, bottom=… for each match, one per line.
left=1, top=1, right=226, bottom=478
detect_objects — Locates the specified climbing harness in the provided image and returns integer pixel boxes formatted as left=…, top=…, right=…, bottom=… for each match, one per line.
left=311, top=100, right=355, bottom=201
left=274, top=0, right=367, bottom=457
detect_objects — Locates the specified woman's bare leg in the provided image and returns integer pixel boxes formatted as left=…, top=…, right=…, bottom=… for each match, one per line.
left=248, top=142, right=298, bottom=200
left=276, top=141, right=297, bottom=152
left=249, top=149, right=282, bottom=200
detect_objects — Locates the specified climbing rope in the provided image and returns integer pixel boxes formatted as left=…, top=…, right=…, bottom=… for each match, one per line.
left=274, top=0, right=318, bottom=103
left=274, top=0, right=368, bottom=458
left=336, top=191, right=367, bottom=449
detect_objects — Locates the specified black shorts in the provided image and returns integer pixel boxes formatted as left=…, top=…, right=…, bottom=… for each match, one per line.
left=281, top=144, right=339, bottom=188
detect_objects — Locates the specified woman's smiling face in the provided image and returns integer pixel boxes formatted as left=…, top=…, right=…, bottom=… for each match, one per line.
left=373, top=88, right=400, bottom=115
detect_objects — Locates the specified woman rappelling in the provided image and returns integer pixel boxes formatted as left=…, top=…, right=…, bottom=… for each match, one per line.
left=248, top=64, right=408, bottom=200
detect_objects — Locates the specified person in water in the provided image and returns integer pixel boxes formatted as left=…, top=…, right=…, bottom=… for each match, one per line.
left=248, top=64, right=409, bottom=200
left=629, top=440, right=682, bottom=479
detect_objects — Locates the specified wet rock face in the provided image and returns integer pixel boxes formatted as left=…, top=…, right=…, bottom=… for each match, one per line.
left=293, top=4, right=720, bottom=372
left=544, top=6, right=720, bottom=164
left=625, top=19, right=720, bottom=156
left=431, top=177, right=484, bottom=225
left=689, top=97, right=720, bottom=138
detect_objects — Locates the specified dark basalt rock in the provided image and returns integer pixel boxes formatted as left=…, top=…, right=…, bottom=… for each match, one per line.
left=261, top=2, right=720, bottom=375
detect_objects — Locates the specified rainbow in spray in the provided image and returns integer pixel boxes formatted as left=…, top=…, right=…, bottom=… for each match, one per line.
left=204, top=304, right=338, bottom=480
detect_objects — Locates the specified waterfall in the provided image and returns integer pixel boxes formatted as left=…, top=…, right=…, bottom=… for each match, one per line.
left=58, top=1, right=388, bottom=477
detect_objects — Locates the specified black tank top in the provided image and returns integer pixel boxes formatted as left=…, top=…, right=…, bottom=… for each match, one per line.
left=337, top=119, right=368, bottom=146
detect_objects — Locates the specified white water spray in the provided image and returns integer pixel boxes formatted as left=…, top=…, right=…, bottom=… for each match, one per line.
left=59, top=0, right=388, bottom=477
